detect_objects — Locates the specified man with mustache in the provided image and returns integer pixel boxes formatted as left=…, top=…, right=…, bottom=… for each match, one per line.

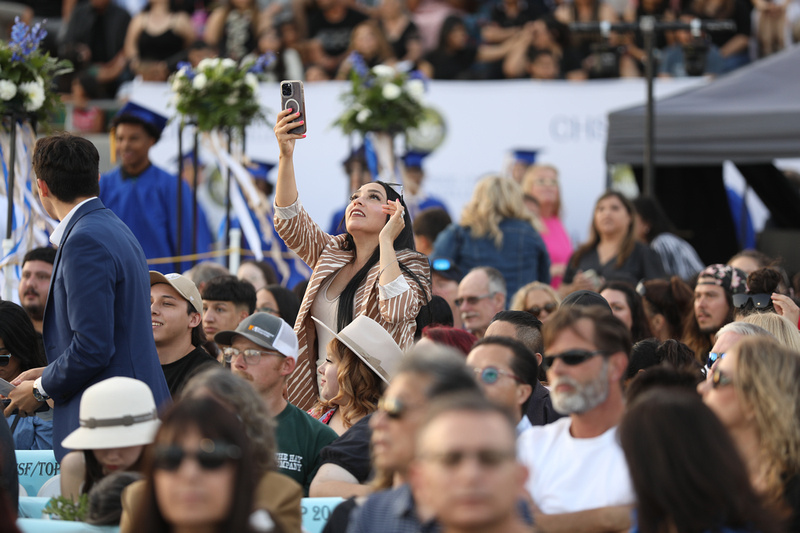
left=517, top=306, right=634, bottom=532
left=18, top=247, right=56, bottom=335
left=214, top=312, right=337, bottom=495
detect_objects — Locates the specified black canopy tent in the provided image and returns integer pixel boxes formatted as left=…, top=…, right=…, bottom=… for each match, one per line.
left=605, top=46, right=800, bottom=266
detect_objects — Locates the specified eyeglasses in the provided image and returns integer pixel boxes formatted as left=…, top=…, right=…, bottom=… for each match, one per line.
left=525, top=302, right=557, bottom=317
left=383, top=182, right=404, bottom=199
left=0, top=354, right=10, bottom=367
left=732, top=293, right=772, bottom=309
left=542, top=349, right=607, bottom=370
left=257, top=306, right=280, bottom=316
left=706, top=352, right=725, bottom=369
left=153, top=439, right=241, bottom=471
left=455, top=293, right=495, bottom=307
left=472, top=366, right=522, bottom=385
left=711, top=368, right=733, bottom=389
left=420, top=449, right=516, bottom=469
left=377, top=396, right=421, bottom=420
left=222, top=347, right=281, bottom=365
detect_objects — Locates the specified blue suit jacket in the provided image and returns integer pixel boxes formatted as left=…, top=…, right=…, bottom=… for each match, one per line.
left=41, top=198, right=170, bottom=461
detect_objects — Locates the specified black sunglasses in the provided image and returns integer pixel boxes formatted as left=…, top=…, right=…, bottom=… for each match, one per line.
left=0, top=354, right=10, bottom=367
left=153, top=440, right=241, bottom=471
left=542, top=349, right=607, bottom=370
left=732, top=293, right=772, bottom=309
left=525, top=302, right=557, bottom=317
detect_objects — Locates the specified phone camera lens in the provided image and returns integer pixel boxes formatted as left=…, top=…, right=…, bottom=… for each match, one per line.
left=282, top=84, right=292, bottom=96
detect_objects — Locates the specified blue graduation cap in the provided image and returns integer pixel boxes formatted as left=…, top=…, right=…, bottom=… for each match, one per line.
left=511, top=149, right=538, bottom=165
left=245, top=159, right=276, bottom=181
left=114, top=101, right=168, bottom=140
left=402, top=150, right=430, bottom=169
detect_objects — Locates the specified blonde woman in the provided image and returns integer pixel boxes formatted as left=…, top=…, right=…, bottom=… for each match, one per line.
left=741, top=313, right=800, bottom=352
left=431, top=175, right=550, bottom=298
left=698, top=336, right=800, bottom=529
left=510, top=281, right=560, bottom=322
left=522, top=165, right=573, bottom=288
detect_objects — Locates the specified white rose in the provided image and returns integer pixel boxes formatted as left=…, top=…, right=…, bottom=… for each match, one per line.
left=225, top=95, right=238, bottom=105
left=192, top=73, right=208, bottom=90
left=19, top=81, right=45, bottom=111
left=382, top=83, right=402, bottom=100
left=197, top=58, right=217, bottom=71
left=371, top=65, right=395, bottom=78
left=244, top=72, right=258, bottom=92
left=221, top=58, right=237, bottom=70
left=356, top=108, right=372, bottom=123
left=0, top=80, right=17, bottom=101
left=406, top=79, right=425, bottom=101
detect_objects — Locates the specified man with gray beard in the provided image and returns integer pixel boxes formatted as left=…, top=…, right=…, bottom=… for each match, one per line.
left=517, top=306, right=634, bottom=532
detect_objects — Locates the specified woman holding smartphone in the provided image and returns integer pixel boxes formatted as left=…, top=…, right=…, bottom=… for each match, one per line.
left=273, top=108, right=430, bottom=411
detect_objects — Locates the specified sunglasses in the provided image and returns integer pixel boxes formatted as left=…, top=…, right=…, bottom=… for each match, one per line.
left=525, top=302, right=557, bottom=317
left=153, top=440, right=241, bottom=471
left=0, top=354, right=10, bottom=367
left=706, top=352, right=725, bottom=369
left=711, top=368, right=733, bottom=389
left=455, top=293, right=494, bottom=307
left=431, top=258, right=454, bottom=272
left=472, top=366, right=521, bottom=385
left=542, top=349, right=607, bottom=370
left=420, top=449, right=516, bottom=469
left=377, top=396, right=421, bottom=420
left=222, top=347, right=282, bottom=365
left=732, top=293, right=772, bottom=309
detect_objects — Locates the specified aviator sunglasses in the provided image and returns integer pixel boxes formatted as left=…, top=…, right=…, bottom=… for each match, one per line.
left=542, top=349, right=607, bottom=370
left=153, top=439, right=241, bottom=471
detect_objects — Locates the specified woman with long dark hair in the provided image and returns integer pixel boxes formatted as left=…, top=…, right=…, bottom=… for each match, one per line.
left=129, top=397, right=271, bottom=533
left=273, top=109, right=430, bottom=410
left=0, top=301, right=51, bottom=450
left=257, top=284, right=301, bottom=327
left=563, top=191, right=664, bottom=287
left=636, top=276, right=694, bottom=341
left=600, top=280, right=652, bottom=343
left=620, top=388, right=783, bottom=533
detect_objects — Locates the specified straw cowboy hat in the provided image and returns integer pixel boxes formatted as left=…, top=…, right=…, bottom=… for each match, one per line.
left=312, top=315, right=403, bottom=383
left=61, top=377, right=160, bottom=450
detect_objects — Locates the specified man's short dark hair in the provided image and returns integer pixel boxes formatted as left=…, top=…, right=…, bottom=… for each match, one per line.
left=413, top=208, right=452, bottom=243
left=22, top=247, right=56, bottom=267
left=491, top=310, right=543, bottom=354
left=543, top=306, right=632, bottom=358
left=111, top=114, right=162, bottom=142
left=201, top=275, right=257, bottom=314
left=473, top=336, right=538, bottom=412
left=420, top=391, right=517, bottom=443
left=32, top=133, right=100, bottom=203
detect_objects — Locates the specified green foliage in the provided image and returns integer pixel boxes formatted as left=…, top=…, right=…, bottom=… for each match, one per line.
left=43, top=494, right=89, bottom=521
left=333, top=63, right=428, bottom=136
left=169, top=57, right=266, bottom=133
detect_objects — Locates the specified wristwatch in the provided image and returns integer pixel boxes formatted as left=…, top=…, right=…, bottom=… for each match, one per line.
left=32, top=385, right=49, bottom=402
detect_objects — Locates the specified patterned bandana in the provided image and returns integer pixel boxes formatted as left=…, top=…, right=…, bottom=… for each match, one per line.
left=696, top=264, right=747, bottom=295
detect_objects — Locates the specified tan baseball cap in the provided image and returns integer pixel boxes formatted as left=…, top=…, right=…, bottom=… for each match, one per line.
left=149, top=271, right=203, bottom=315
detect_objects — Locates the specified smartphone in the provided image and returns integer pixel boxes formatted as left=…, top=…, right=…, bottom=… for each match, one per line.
left=280, top=80, right=306, bottom=135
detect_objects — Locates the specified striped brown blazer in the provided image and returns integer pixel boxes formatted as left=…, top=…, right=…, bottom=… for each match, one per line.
left=275, top=201, right=431, bottom=411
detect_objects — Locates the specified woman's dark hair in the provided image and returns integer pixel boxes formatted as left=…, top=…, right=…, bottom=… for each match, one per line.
left=632, top=196, right=676, bottom=243
left=571, top=191, right=636, bottom=270
left=0, top=301, right=46, bottom=373
left=738, top=267, right=789, bottom=316
left=83, top=448, right=145, bottom=495
left=620, top=389, right=782, bottom=533
left=85, top=472, right=143, bottom=526
left=132, top=398, right=258, bottom=533
left=337, top=181, right=425, bottom=332
left=627, top=338, right=660, bottom=379
left=240, top=260, right=278, bottom=288
left=638, top=276, right=694, bottom=340
left=600, top=281, right=652, bottom=342
left=436, top=15, right=466, bottom=51
left=415, top=296, right=454, bottom=339
left=264, top=284, right=301, bottom=326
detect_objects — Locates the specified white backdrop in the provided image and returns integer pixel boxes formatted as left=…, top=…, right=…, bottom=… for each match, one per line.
left=134, top=77, right=704, bottom=245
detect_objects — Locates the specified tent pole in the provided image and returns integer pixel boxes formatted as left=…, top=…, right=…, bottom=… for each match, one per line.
left=642, top=15, right=656, bottom=197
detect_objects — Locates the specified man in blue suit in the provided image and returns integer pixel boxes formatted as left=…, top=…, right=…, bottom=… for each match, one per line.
left=6, top=133, right=170, bottom=461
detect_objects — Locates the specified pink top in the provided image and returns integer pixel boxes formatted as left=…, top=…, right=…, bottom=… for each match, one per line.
left=541, top=216, right=573, bottom=289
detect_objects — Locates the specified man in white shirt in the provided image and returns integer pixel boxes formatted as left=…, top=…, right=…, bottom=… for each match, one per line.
left=517, top=306, right=634, bottom=532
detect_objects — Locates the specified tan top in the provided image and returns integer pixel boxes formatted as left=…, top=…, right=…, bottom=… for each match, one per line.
left=275, top=200, right=431, bottom=411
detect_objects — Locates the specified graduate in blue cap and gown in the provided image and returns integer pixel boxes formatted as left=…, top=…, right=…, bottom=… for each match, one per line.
left=398, top=150, right=448, bottom=220
left=99, top=102, right=214, bottom=273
